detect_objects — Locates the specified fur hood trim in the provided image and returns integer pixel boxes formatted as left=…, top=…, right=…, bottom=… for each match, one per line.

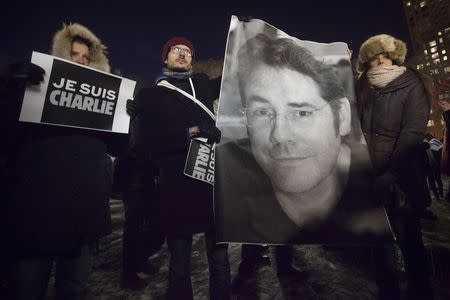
left=357, top=34, right=407, bottom=73
left=51, top=23, right=110, bottom=72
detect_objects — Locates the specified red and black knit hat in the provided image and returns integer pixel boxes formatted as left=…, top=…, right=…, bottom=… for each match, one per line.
left=161, top=36, right=194, bottom=63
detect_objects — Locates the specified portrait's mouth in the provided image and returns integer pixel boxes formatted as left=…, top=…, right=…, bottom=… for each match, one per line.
left=176, top=59, right=186, bottom=64
left=268, top=148, right=314, bottom=161
left=269, top=154, right=313, bottom=161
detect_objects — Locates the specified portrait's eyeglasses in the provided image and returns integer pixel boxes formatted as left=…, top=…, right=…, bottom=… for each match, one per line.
left=242, top=100, right=337, bottom=128
left=170, top=46, right=192, bottom=57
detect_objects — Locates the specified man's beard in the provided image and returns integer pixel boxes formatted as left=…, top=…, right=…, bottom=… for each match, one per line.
left=170, top=66, right=190, bottom=72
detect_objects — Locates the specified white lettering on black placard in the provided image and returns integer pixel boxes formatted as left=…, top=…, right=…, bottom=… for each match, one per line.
left=41, top=59, right=120, bottom=130
left=184, top=138, right=215, bottom=185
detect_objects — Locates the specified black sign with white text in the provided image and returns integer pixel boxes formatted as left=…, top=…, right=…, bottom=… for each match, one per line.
left=41, top=59, right=121, bottom=130
left=184, top=139, right=215, bottom=185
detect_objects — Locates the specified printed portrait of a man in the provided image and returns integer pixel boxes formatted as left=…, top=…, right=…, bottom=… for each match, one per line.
left=214, top=17, right=392, bottom=245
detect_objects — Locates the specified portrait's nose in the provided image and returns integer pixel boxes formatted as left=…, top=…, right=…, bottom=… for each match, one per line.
left=269, top=116, right=292, bottom=144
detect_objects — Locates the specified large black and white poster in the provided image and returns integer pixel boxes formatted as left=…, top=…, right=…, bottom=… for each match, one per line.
left=214, top=16, right=393, bottom=245
left=20, top=52, right=135, bottom=133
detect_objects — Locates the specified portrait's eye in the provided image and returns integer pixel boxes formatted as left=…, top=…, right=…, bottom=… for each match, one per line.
left=252, top=109, right=272, bottom=118
left=291, top=110, right=313, bottom=118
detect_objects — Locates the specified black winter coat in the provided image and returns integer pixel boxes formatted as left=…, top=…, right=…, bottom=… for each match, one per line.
left=356, top=68, right=430, bottom=209
left=3, top=79, right=127, bottom=256
left=131, top=74, right=218, bottom=235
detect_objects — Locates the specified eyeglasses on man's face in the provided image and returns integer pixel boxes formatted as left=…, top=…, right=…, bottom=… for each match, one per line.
left=242, top=100, right=335, bottom=128
left=170, top=46, right=192, bottom=57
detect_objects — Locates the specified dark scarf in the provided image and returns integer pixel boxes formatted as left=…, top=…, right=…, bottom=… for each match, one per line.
left=161, top=67, right=193, bottom=80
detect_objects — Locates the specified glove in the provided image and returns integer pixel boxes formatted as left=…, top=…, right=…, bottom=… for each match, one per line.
left=238, top=16, right=252, bottom=22
left=372, top=172, right=398, bottom=207
left=126, top=99, right=137, bottom=119
left=9, top=61, right=45, bottom=85
left=194, top=123, right=221, bottom=144
left=374, top=171, right=396, bottom=190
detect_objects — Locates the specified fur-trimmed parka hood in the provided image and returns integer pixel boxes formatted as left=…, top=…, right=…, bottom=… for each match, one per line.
left=51, top=23, right=110, bottom=73
left=357, top=34, right=407, bottom=74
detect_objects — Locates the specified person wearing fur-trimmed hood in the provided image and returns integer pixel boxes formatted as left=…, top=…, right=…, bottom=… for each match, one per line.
left=52, top=22, right=110, bottom=72
left=5, top=23, right=125, bottom=299
left=356, top=34, right=433, bottom=299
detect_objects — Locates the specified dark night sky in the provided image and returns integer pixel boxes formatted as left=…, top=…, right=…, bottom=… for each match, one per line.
left=2, top=0, right=411, bottom=79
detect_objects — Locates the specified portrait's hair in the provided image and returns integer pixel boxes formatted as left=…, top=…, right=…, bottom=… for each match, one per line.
left=71, top=35, right=93, bottom=51
left=237, top=34, right=346, bottom=133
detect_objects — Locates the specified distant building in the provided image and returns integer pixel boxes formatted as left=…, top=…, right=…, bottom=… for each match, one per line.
left=403, top=0, right=450, bottom=139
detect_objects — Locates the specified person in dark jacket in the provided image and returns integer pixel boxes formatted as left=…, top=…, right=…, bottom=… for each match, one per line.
left=423, top=133, right=443, bottom=201
left=0, top=52, right=45, bottom=300
left=131, top=36, right=230, bottom=300
left=356, top=34, right=433, bottom=299
left=420, top=133, right=441, bottom=220
left=438, top=99, right=450, bottom=202
left=5, top=23, right=125, bottom=300
left=115, top=147, right=164, bottom=290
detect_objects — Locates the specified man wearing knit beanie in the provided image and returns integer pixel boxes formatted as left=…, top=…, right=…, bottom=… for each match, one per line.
left=161, top=36, right=194, bottom=66
left=128, top=36, right=230, bottom=299
left=122, top=38, right=197, bottom=296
